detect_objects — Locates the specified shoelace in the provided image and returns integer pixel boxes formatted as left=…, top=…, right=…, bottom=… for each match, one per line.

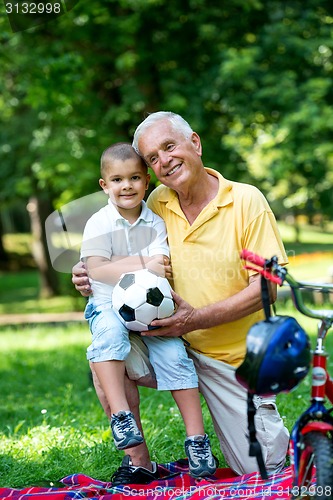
left=113, top=413, right=136, bottom=434
left=190, top=439, right=211, bottom=460
left=110, top=464, right=137, bottom=484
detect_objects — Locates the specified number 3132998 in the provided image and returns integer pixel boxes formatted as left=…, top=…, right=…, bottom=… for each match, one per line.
left=5, top=3, right=62, bottom=14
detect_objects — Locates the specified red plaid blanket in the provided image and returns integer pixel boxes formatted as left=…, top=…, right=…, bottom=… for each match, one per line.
left=0, top=461, right=293, bottom=499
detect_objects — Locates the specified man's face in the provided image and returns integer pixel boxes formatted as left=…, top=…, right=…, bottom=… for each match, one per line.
left=138, top=120, right=202, bottom=190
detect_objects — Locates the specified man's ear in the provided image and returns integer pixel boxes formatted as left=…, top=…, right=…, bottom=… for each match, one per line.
left=191, top=132, right=202, bottom=156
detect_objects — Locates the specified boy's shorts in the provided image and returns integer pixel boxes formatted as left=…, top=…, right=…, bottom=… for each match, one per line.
left=84, top=301, right=198, bottom=391
left=85, top=302, right=131, bottom=362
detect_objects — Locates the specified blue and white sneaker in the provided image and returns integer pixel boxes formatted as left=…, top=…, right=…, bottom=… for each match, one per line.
left=184, top=434, right=217, bottom=478
left=110, top=410, right=144, bottom=450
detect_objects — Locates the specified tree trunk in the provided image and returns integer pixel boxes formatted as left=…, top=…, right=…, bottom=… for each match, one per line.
left=27, top=195, right=60, bottom=297
left=0, top=215, right=9, bottom=268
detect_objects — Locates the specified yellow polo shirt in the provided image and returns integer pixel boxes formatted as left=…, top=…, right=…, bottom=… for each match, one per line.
left=147, top=168, right=287, bottom=366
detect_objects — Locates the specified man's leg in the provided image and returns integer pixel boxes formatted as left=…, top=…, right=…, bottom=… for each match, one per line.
left=188, top=349, right=289, bottom=476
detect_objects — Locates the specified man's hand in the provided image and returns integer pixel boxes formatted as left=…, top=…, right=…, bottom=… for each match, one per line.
left=141, top=291, right=197, bottom=338
left=72, top=261, right=92, bottom=297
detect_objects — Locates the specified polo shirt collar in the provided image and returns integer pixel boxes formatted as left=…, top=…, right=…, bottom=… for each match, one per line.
left=107, top=199, right=154, bottom=225
left=157, top=167, right=233, bottom=215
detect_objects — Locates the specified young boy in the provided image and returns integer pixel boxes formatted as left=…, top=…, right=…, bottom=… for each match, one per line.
left=80, top=142, right=217, bottom=478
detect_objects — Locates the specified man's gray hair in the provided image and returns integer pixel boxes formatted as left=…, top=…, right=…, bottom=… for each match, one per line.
left=132, top=111, right=194, bottom=154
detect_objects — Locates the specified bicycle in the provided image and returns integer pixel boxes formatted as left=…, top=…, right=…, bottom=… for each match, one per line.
left=239, top=249, right=333, bottom=499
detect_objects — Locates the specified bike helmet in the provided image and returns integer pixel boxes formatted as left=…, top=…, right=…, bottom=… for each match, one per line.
left=236, top=315, right=311, bottom=396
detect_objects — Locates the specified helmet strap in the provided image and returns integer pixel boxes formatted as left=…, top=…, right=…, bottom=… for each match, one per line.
left=246, top=276, right=272, bottom=479
left=261, top=275, right=272, bottom=321
left=247, top=393, right=268, bottom=479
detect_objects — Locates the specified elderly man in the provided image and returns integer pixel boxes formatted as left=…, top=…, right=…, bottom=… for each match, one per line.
left=73, top=111, right=289, bottom=484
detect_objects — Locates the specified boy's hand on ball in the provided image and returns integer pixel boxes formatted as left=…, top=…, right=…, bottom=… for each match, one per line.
left=146, top=255, right=172, bottom=278
left=143, top=291, right=197, bottom=337
left=146, top=255, right=166, bottom=276
left=163, top=256, right=173, bottom=279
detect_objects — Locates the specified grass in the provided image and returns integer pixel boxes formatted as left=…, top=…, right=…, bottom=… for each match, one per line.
left=0, top=316, right=332, bottom=488
left=277, top=222, right=333, bottom=281
left=0, top=323, right=219, bottom=487
left=0, top=270, right=85, bottom=315
left=0, top=226, right=333, bottom=488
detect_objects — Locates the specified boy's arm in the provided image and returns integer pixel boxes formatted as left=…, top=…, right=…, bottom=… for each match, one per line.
left=85, top=254, right=170, bottom=285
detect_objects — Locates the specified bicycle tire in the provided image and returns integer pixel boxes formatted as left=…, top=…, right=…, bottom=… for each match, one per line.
left=296, top=431, right=333, bottom=499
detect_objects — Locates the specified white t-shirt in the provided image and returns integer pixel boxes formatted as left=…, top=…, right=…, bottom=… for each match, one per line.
left=80, top=199, right=169, bottom=305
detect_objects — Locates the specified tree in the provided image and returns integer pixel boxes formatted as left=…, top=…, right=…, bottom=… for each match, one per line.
left=0, top=0, right=332, bottom=295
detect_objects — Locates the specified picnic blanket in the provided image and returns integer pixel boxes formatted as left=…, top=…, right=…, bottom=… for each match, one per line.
left=0, top=460, right=294, bottom=499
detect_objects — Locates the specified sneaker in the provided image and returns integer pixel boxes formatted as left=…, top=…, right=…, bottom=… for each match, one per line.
left=110, top=410, right=144, bottom=450
left=110, top=455, right=159, bottom=485
left=184, top=434, right=217, bottom=478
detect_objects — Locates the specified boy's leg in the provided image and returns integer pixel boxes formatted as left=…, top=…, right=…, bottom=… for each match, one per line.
left=141, top=337, right=200, bottom=429
left=91, top=334, right=158, bottom=474
left=143, top=336, right=217, bottom=477
left=171, top=388, right=204, bottom=436
left=92, top=360, right=128, bottom=414
left=188, top=349, right=289, bottom=476
left=86, top=306, right=132, bottom=414
left=142, top=335, right=198, bottom=390
left=86, top=308, right=143, bottom=450
left=90, top=332, right=157, bottom=419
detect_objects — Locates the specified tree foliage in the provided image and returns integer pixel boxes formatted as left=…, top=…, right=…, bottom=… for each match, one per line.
left=0, top=0, right=332, bottom=292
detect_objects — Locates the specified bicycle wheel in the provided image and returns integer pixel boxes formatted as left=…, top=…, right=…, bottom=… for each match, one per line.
left=297, top=431, right=333, bottom=499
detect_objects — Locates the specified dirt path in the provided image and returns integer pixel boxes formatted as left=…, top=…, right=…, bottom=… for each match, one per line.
left=0, top=311, right=84, bottom=326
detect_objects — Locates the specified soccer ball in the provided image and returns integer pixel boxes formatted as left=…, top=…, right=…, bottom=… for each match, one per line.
left=112, top=269, right=175, bottom=331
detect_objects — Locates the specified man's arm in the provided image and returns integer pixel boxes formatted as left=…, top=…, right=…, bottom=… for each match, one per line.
left=142, top=273, right=276, bottom=338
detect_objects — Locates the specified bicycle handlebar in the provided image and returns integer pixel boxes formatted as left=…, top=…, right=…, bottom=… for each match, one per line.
left=241, top=249, right=333, bottom=324
left=240, top=249, right=267, bottom=268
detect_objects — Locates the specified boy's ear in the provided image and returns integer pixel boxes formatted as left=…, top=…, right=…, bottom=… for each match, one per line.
left=145, top=173, right=151, bottom=190
left=99, top=178, right=108, bottom=194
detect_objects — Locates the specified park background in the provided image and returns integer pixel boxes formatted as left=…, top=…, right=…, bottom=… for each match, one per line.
left=0, top=0, right=333, bottom=489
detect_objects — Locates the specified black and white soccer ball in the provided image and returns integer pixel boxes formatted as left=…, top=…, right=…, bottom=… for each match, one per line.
left=112, top=269, right=175, bottom=331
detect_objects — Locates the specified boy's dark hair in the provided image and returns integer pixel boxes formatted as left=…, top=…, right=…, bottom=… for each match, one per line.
left=100, top=142, right=146, bottom=178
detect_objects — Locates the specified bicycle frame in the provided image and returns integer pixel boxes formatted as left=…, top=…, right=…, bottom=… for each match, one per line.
left=290, top=330, right=333, bottom=487
left=240, top=249, right=333, bottom=492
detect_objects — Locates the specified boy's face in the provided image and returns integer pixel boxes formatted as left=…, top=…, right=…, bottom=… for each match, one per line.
left=99, top=157, right=150, bottom=215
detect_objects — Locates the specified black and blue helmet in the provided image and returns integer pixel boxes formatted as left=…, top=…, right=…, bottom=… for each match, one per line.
left=236, top=315, right=312, bottom=396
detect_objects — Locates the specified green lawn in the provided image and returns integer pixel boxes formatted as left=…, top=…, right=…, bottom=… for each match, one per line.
left=278, top=222, right=333, bottom=281
left=0, top=227, right=333, bottom=488
left=0, top=270, right=85, bottom=315
left=0, top=324, right=219, bottom=487
left=0, top=317, right=332, bottom=488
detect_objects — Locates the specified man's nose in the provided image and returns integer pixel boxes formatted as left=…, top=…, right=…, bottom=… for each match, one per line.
left=158, top=150, right=170, bottom=166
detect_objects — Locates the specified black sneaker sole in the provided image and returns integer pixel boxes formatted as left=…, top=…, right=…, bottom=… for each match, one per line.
left=114, top=437, right=145, bottom=450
